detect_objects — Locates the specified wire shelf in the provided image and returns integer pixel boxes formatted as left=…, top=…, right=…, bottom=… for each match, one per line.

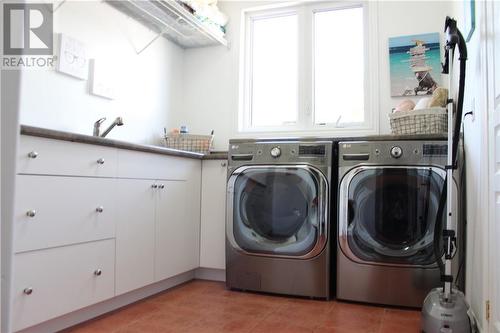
left=106, top=0, right=228, bottom=52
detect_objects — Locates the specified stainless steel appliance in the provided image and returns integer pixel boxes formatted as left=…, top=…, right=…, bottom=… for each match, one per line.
left=226, top=139, right=332, bottom=299
left=336, top=140, right=463, bottom=307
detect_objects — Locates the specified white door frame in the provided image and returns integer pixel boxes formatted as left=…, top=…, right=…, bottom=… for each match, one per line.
left=487, top=0, right=500, bottom=331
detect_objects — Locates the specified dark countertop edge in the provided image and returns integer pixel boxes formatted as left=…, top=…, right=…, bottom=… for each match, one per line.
left=228, top=134, right=448, bottom=144
left=20, top=125, right=228, bottom=160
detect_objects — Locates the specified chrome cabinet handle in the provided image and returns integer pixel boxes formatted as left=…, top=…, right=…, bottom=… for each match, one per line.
left=26, top=210, right=36, bottom=218
left=28, top=151, right=38, bottom=159
left=23, top=287, right=33, bottom=295
left=159, top=184, right=165, bottom=189
left=151, top=184, right=158, bottom=189
left=221, top=161, right=227, bottom=167
left=96, top=206, right=104, bottom=213
left=97, top=158, right=105, bottom=164
left=94, top=269, right=102, bottom=276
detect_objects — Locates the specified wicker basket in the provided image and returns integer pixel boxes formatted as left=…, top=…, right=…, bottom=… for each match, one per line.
left=164, top=133, right=214, bottom=153
left=389, top=108, right=448, bottom=135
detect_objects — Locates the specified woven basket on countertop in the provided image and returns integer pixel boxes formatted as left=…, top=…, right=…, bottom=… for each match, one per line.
left=389, top=108, right=448, bottom=135
left=164, top=133, right=214, bottom=154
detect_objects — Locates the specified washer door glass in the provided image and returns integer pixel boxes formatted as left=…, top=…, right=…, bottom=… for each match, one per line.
left=346, top=167, right=445, bottom=265
left=232, top=167, right=325, bottom=257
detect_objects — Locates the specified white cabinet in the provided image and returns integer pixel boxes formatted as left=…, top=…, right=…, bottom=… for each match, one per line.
left=115, top=179, right=156, bottom=295
left=117, top=149, right=200, bottom=180
left=11, top=239, right=115, bottom=332
left=155, top=177, right=201, bottom=281
left=14, top=175, right=116, bottom=253
left=18, top=136, right=117, bottom=177
left=115, top=155, right=202, bottom=294
left=12, top=134, right=205, bottom=330
left=199, top=160, right=227, bottom=270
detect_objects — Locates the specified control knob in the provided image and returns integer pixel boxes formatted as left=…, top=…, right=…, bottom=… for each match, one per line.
left=390, top=146, right=403, bottom=158
left=270, top=147, right=281, bottom=158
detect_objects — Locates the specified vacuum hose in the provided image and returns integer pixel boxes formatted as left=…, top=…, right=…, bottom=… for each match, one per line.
left=433, top=17, right=467, bottom=277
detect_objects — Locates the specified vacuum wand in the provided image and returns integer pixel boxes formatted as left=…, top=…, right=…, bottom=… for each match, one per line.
left=443, top=15, right=467, bottom=301
left=421, top=16, right=471, bottom=333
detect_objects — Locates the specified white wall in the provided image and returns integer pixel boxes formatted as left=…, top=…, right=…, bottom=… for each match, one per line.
left=178, top=1, right=453, bottom=151
left=19, top=1, right=184, bottom=145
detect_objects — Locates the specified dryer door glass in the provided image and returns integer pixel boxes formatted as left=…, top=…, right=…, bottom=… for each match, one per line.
left=346, top=167, right=445, bottom=265
left=231, top=166, right=327, bottom=257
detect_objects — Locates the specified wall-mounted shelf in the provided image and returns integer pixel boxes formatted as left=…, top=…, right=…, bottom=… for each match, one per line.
left=106, top=0, right=228, bottom=52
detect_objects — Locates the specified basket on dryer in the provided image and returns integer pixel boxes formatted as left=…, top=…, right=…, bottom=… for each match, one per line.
left=164, top=133, right=214, bottom=153
left=389, top=108, right=448, bottom=135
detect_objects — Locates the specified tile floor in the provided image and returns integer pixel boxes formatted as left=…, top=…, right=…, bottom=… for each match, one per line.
left=65, top=280, right=421, bottom=333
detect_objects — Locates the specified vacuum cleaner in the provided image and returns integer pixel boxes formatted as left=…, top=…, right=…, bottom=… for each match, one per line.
left=421, top=16, right=472, bottom=333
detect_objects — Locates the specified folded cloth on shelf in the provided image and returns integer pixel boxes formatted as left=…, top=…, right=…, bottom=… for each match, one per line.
left=180, top=0, right=229, bottom=29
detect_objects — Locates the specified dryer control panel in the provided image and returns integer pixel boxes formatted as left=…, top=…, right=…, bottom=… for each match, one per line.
left=339, top=140, right=448, bottom=167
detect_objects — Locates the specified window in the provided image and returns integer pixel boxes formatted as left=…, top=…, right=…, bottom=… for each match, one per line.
left=240, top=2, right=376, bottom=133
left=251, top=14, right=298, bottom=127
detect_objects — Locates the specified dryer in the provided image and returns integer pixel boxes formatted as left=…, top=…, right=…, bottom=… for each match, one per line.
left=336, top=140, right=464, bottom=307
left=226, top=139, right=333, bottom=299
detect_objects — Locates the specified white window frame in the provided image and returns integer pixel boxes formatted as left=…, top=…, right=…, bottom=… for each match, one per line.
left=238, top=1, right=379, bottom=136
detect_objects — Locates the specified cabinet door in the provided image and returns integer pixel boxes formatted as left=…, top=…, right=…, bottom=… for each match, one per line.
left=18, top=136, right=117, bottom=177
left=12, top=239, right=115, bottom=332
left=200, top=160, right=227, bottom=269
left=155, top=177, right=201, bottom=281
left=14, top=175, right=116, bottom=253
left=115, top=179, right=156, bottom=295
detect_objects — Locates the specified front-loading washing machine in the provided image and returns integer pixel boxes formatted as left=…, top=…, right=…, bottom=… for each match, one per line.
left=226, top=139, right=333, bottom=299
left=336, top=140, right=464, bottom=307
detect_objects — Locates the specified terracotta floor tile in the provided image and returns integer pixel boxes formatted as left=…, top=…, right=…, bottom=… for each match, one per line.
left=378, top=321, right=421, bottom=333
left=319, top=301, right=384, bottom=333
left=383, top=308, right=422, bottom=324
left=65, top=280, right=421, bottom=333
left=313, top=327, right=370, bottom=333
left=250, top=320, right=314, bottom=333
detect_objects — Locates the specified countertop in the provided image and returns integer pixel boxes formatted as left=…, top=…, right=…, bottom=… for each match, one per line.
left=21, top=125, right=447, bottom=160
left=20, top=125, right=228, bottom=160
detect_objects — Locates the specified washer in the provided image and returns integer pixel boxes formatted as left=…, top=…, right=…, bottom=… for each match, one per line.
left=226, top=139, right=333, bottom=299
left=336, top=140, right=464, bottom=307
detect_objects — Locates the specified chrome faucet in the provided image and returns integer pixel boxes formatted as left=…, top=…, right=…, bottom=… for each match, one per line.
left=93, top=117, right=124, bottom=137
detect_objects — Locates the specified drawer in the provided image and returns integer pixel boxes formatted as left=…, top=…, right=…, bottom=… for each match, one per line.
left=18, top=135, right=117, bottom=177
left=117, top=149, right=201, bottom=180
left=11, top=239, right=115, bottom=331
left=14, top=175, right=116, bottom=253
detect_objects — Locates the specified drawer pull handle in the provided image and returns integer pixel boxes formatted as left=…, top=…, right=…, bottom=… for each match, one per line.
left=23, top=287, right=33, bottom=295
left=221, top=161, right=227, bottom=167
left=97, top=158, right=105, bottom=165
left=152, top=184, right=158, bottom=189
left=26, top=210, right=36, bottom=218
left=94, top=269, right=102, bottom=276
left=28, top=151, right=38, bottom=159
left=96, top=206, right=104, bottom=213
left=159, top=184, right=165, bottom=189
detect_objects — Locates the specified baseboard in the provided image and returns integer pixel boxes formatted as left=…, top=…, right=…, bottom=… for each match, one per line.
left=195, top=268, right=226, bottom=282
left=16, top=270, right=196, bottom=333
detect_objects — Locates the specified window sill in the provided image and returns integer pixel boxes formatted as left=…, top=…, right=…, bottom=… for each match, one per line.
left=236, top=126, right=380, bottom=139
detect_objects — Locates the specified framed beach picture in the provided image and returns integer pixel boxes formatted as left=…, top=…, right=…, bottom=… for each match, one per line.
left=463, top=0, right=476, bottom=42
left=389, top=32, right=442, bottom=97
